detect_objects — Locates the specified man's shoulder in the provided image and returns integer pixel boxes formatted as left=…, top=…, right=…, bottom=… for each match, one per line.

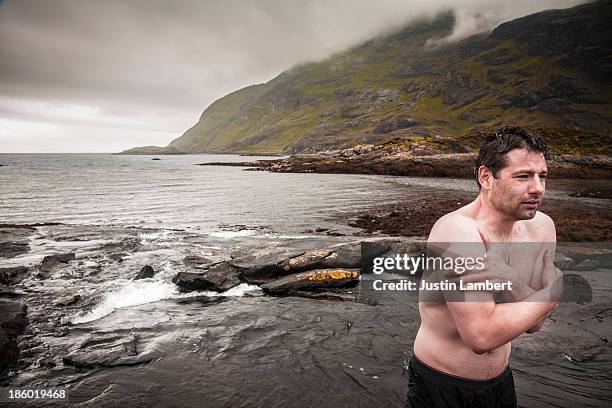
left=529, top=211, right=556, bottom=240
left=429, top=209, right=481, bottom=242
left=533, top=211, right=554, bottom=226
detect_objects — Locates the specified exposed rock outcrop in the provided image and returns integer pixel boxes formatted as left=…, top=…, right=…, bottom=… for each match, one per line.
left=261, top=269, right=359, bottom=294
left=38, top=253, right=76, bottom=279
left=0, top=300, right=28, bottom=374
left=62, top=332, right=152, bottom=368
left=198, top=143, right=612, bottom=180
left=133, top=265, right=155, bottom=280
left=0, top=266, right=29, bottom=286
left=53, top=294, right=82, bottom=306
left=173, top=261, right=242, bottom=292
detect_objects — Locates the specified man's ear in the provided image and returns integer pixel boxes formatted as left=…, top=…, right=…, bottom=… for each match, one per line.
left=478, top=166, right=492, bottom=190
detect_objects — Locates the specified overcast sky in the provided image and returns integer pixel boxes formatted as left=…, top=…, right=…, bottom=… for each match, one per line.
left=0, top=0, right=584, bottom=152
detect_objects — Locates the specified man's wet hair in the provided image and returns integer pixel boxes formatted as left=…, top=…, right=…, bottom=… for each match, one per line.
left=475, top=126, right=550, bottom=189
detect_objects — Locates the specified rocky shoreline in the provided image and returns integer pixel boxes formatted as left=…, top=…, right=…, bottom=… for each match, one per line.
left=196, top=141, right=612, bottom=179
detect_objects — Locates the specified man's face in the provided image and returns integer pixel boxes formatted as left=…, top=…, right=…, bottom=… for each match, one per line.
left=488, top=148, right=547, bottom=220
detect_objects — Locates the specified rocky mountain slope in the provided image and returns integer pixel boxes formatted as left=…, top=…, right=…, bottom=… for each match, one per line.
left=122, top=0, right=612, bottom=155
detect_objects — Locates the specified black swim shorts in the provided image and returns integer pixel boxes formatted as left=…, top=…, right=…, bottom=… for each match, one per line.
left=405, top=355, right=517, bottom=408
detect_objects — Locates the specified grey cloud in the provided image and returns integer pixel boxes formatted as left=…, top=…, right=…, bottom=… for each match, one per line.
left=0, top=0, right=586, bottom=152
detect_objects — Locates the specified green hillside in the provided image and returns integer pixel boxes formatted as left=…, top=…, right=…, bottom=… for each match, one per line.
left=162, top=1, right=612, bottom=155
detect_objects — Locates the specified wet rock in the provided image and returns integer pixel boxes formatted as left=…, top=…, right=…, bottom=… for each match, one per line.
left=554, top=252, right=576, bottom=270
left=101, top=237, right=140, bottom=253
left=0, top=228, right=33, bottom=258
left=574, top=259, right=600, bottom=271
left=235, top=244, right=366, bottom=284
left=261, top=269, right=359, bottom=294
left=0, top=266, right=29, bottom=286
left=53, top=294, right=82, bottom=306
left=62, top=332, right=152, bottom=368
left=318, top=242, right=362, bottom=269
left=0, top=300, right=28, bottom=374
left=231, top=249, right=305, bottom=284
left=236, top=265, right=282, bottom=284
left=561, top=274, right=592, bottom=303
left=0, top=331, right=19, bottom=372
left=35, top=355, right=58, bottom=368
left=173, top=261, right=241, bottom=292
left=173, top=272, right=215, bottom=292
left=258, top=239, right=423, bottom=283
left=134, top=265, right=155, bottom=280
left=0, top=300, right=28, bottom=337
left=183, top=255, right=214, bottom=268
left=38, top=253, right=76, bottom=278
left=558, top=243, right=612, bottom=268
left=109, top=253, right=127, bottom=262
left=278, top=249, right=332, bottom=274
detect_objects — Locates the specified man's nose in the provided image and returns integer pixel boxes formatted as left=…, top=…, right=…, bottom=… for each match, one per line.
left=528, top=175, right=545, bottom=195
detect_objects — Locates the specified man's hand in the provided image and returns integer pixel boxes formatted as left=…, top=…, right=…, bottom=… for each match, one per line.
left=542, top=250, right=563, bottom=287
left=444, top=245, right=535, bottom=302
left=524, top=251, right=563, bottom=333
left=540, top=250, right=564, bottom=301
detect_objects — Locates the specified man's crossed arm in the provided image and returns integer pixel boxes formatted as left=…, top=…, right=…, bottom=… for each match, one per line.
left=427, top=215, right=563, bottom=354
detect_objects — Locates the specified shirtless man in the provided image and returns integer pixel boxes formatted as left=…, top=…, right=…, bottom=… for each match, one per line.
left=407, top=127, right=564, bottom=408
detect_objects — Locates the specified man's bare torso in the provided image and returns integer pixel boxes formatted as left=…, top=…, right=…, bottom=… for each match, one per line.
left=413, top=201, right=550, bottom=379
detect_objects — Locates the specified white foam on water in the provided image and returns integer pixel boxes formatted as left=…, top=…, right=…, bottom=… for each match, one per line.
left=178, top=283, right=261, bottom=299
left=138, top=230, right=177, bottom=245
left=71, top=279, right=261, bottom=324
left=219, top=282, right=261, bottom=297
left=209, top=230, right=258, bottom=239
left=71, top=279, right=180, bottom=324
